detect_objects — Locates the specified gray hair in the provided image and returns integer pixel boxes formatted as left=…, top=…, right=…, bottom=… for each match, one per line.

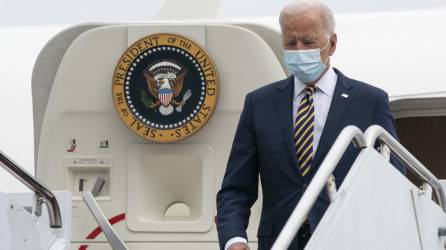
left=279, top=1, right=335, bottom=36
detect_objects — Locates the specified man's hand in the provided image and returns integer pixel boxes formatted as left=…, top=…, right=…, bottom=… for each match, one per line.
left=229, top=242, right=250, bottom=250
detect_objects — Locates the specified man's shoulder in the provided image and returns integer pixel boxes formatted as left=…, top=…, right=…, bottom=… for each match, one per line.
left=340, top=71, right=388, bottom=99
left=352, top=79, right=387, bottom=97
left=247, top=77, right=291, bottom=99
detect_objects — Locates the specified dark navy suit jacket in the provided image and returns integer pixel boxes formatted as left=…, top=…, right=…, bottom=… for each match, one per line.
left=216, top=68, right=405, bottom=250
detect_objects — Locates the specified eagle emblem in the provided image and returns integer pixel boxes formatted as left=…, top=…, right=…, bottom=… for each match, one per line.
left=142, top=61, right=192, bottom=116
left=112, top=33, right=220, bottom=142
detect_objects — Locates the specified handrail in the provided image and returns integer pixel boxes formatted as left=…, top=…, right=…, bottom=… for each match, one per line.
left=0, top=150, right=62, bottom=228
left=271, top=126, right=366, bottom=250
left=83, top=192, right=129, bottom=250
left=364, top=125, right=446, bottom=212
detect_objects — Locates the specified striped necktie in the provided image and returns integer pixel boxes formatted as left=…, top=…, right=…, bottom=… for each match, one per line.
left=294, top=85, right=316, bottom=176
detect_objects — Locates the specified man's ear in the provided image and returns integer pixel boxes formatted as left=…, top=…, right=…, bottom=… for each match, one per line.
left=329, top=33, right=337, bottom=56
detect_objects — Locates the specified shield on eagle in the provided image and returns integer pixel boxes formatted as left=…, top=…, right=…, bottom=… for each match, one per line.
left=159, top=86, right=173, bottom=106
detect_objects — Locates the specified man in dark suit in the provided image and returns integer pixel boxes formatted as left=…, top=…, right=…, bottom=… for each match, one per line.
left=216, top=1, right=405, bottom=250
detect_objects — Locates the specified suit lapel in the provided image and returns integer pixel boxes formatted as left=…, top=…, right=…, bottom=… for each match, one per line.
left=274, top=76, right=299, bottom=168
left=313, top=68, right=355, bottom=166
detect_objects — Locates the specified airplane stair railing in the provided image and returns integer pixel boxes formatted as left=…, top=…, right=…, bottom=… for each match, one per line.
left=271, top=126, right=367, bottom=250
left=83, top=191, right=129, bottom=250
left=272, top=125, right=446, bottom=250
left=364, top=125, right=446, bottom=212
left=0, top=150, right=62, bottom=228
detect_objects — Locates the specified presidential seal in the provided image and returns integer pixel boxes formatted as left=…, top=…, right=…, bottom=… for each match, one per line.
left=112, top=33, right=219, bottom=142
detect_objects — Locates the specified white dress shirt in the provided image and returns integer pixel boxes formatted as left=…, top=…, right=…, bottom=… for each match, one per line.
left=224, top=67, right=337, bottom=250
left=225, top=237, right=248, bottom=250
left=293, top=67, right=337, bottom=154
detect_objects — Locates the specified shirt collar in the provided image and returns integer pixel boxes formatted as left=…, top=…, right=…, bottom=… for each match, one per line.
left=294, top=67, right=337, bottom=98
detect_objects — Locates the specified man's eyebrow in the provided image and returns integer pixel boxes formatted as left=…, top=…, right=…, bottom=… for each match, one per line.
left=302, top=36, right=315, bottom=42
left=284, top=36, right=296, bottom=40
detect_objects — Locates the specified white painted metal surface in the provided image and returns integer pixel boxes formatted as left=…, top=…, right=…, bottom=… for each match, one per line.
left=305, top=148, right=433, bottom=250
left=273, top=125, right=446, bottom=250
left=365, top=125, right=446, bottom=211
left=34, top=23, right=283, bottom=248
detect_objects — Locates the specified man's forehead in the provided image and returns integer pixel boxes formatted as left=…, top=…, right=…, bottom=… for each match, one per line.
left=282, top=11, right=323, bottom=26
left=281, top=17, right=325, bottom=36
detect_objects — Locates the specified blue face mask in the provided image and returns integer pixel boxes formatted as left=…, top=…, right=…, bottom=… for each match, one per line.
left=283, top=39, right=330, bottom=84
